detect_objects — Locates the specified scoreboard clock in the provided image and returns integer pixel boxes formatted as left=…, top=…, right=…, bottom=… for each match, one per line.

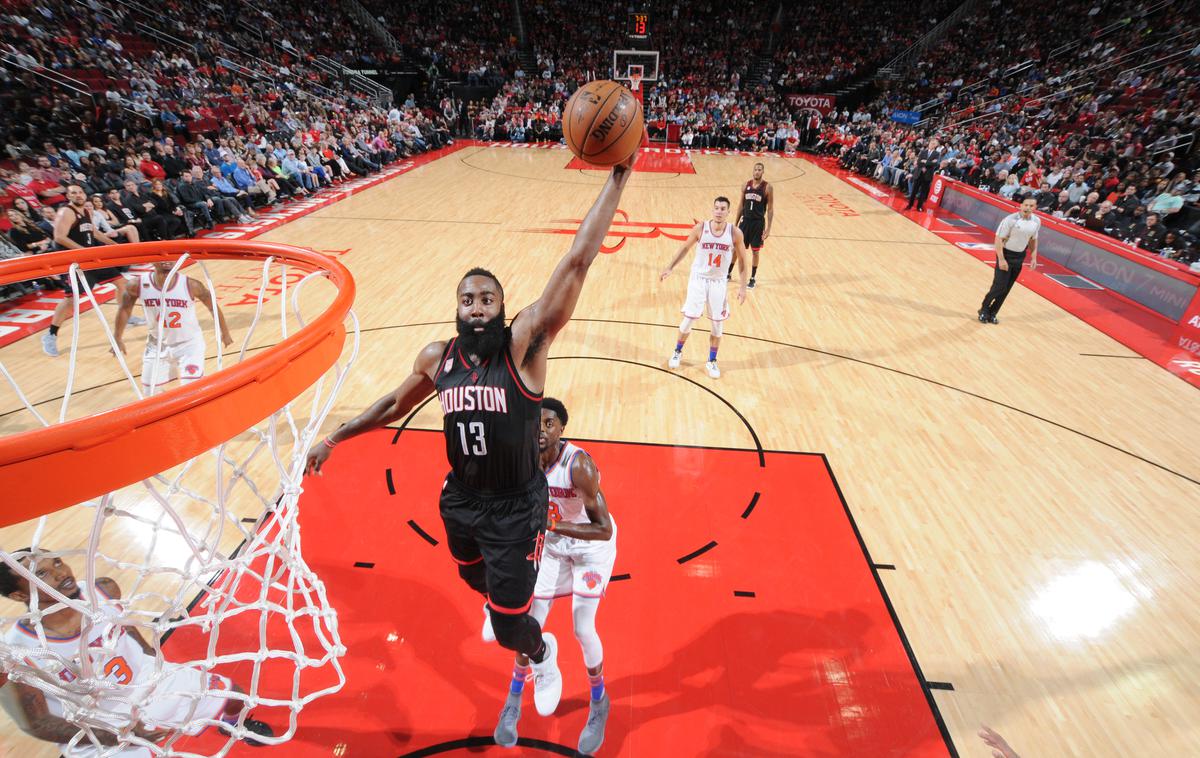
left=629, top=12, right=649, bottom=39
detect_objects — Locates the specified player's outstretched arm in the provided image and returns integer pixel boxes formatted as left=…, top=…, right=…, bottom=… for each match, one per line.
left=112, top=283, right=139, bottom=355
left=547, top=453, right=613, bottom=541
left=304, top=341, right=445, bottom=475
left=659, top=223, right=702, bottom=280
left=7, top=679, right=166, bottom=746
left=189, top=278, right=233, bottom=348
left=511, top=150, right=638, bottom=358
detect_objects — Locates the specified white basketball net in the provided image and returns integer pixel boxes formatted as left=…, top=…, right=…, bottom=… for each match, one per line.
left=628, top=65, right=643, bottom=94
left=0, top=254, right=358, bottom=756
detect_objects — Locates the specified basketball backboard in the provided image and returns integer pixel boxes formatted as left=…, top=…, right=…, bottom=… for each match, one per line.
left=613, top=50, right=659, bottom=82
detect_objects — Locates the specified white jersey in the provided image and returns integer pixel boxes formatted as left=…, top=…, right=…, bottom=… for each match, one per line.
left=545, top=441, right=591, bottom=526
left=535, top=440, right=617, bottom=601
left=140, top=272, right=202, bottom=347
left=3, top=584, right=152, bottom=722
left=691, top=220, right=734, bottom=280
left=3, top=584, right=233, bottom=754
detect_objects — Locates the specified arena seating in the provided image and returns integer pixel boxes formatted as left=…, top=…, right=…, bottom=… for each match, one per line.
left=3, top=0, right=1198, bottom=295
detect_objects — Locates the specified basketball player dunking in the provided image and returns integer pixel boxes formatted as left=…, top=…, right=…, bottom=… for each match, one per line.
left=734, top=162, right=773, bottom=288
left=489, top=397, right=616, bottom=754
left=660, top=196, right=749, bottom=378
left=305, top=153, right=638, bottom=718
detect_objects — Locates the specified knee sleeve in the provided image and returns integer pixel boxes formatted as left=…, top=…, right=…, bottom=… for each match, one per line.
left=457, top=561, right=487, bottom=596
left=679, top=316, right=696, bottom=334
left=490, top=610, right=544, bottom=658
left=710, top=319, right=723, bottom=337
left=572, top=595, right=604, bottom=669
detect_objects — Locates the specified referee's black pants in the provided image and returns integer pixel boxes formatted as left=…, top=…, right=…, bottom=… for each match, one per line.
left=981, top=249, right=1026, bottom=316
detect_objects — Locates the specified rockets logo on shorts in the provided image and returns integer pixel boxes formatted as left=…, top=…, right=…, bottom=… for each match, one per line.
left=185, top=364, right=200, bottom=375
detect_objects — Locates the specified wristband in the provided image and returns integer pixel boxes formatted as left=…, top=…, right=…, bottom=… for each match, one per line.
left=322, top=437, right=338, bottom=449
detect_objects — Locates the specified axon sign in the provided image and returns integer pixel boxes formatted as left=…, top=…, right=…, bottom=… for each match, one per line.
left=785, top=95, right=836, bottom=114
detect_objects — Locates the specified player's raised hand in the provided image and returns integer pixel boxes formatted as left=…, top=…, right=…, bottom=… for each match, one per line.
left=304, top=442, right=332, bottom=476
left=612, top=128, right=646, bottom=179
left=978, top=726, right=1020, bottom=758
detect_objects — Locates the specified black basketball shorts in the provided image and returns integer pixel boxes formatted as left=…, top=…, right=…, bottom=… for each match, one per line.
left=58, top=266, right=127, bottom=292
left=739, top=218, right=765, bottom=249
left=439, top=472, right=548, bottom=614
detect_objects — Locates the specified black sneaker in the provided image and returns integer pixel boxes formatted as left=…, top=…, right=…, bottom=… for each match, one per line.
left=748, top=278, right=756, bottom=289
left=977, top=309, right=989, bottom=323
left=987, top=314, right=999, bottom=324
left=222, top=717, right=274, bottom=747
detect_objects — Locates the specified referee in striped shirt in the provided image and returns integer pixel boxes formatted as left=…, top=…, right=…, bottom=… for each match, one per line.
left=979, top=196, right=1040, bottom=324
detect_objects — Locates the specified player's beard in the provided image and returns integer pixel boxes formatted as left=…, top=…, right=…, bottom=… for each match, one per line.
left=456, top=306, right=507, bottom=360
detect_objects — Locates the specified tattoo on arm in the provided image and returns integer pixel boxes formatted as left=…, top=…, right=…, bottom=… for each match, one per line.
left=17, top=682, right=117, bottom=745
left=522, top=330, right=547, bottom=368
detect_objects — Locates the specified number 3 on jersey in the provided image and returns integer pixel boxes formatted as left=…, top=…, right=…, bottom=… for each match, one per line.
left=103, top=657, right=133, bottom=684
left=457, top=421, right=487, bottom=456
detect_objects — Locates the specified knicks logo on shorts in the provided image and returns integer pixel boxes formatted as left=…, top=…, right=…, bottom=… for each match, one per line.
left=583, top=571, right=603, bottom=590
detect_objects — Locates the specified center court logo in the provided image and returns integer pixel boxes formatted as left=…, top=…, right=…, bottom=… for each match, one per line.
left=520, top=208, right=696, bottom=254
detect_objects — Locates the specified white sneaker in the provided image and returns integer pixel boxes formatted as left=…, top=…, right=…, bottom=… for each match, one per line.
left=705, top=361, right=720, bottom=379
left=482, top=602, right=496, bottom=643
left=667, top=351, right=681, bottom=369
left=530, top=633, right=562, bottom=716
left=127, top=315, right=146, bottom=326
left=41, top=332, right=59, bottom=357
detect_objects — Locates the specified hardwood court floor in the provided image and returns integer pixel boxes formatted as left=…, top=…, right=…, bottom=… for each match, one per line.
left=1, top=144, right=1198, bottom=756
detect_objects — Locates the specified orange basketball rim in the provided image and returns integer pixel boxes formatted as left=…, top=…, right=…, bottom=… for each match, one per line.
left=0, top=240, right=354, bottom=523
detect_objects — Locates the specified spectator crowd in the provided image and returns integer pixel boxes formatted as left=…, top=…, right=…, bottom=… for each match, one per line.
left=3, top=0, right=1198, bottom=307
left=1, top=0, right=455, bottom=302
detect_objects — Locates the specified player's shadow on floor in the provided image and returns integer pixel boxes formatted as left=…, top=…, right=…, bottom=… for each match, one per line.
left=596, top=607, right=942, bottom=756
left=853, top=291, right=975, bottom=321
left=277, top=567, right=512, bottom=752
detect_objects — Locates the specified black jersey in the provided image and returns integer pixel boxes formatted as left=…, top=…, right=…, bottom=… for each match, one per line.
left=434, top=329, right=542, bottom=493
left=742, top=180, right=769, bottom=221
left=65, top=206, right=97, bottom=247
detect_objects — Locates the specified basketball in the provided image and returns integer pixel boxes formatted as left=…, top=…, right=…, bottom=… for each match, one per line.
left=563, top=80, right=644, bottom=167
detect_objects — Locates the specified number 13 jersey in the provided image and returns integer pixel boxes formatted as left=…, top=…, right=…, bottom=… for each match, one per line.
left=435, top=329, right=542, bottom=493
